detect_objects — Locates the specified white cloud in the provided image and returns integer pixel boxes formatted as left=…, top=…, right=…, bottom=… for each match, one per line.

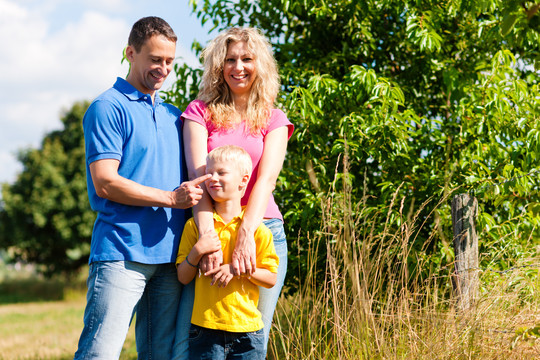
left=0, top=0, right=203, bottom=186
left=82, top=0, right=129, bottom=13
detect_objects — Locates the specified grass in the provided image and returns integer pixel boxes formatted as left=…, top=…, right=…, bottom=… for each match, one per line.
left=265, top=181, right=540, bottom=359
left=1, top=184, right=539, bottom=359
left=0, top=270, right=136, bottom=360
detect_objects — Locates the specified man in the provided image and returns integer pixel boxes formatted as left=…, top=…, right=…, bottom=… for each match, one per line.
left=74, top=16, right=210, bottom=359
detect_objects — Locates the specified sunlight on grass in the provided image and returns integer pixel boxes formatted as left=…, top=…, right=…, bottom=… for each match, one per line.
left=0, top=277, right=136, bottom=360
left=266, top=165, right=540, bottom=359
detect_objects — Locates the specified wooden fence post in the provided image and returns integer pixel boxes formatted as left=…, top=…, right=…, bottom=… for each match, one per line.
left=451, top=193, right=479, bottom=312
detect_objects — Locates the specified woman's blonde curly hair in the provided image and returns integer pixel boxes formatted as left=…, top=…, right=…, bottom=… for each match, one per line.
left=197, top=27, right=280, bottom=134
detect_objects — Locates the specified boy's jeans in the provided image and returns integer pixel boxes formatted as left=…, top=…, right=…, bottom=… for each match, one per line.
left=74, top=261, right=181, bottom=360
left=188, top=325, right=265, bottom=359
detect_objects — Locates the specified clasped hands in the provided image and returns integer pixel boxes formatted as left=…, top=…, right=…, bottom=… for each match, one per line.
left=198, top=231, right=257, bottom=288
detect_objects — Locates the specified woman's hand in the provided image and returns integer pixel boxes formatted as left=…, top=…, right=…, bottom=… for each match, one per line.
left=199, top=247, right=223, bottom=273
left=231, top=227, right=257, bottom=276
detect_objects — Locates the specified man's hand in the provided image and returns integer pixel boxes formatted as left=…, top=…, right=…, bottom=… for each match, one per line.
left=206, top=264, right=234, bottom=288
left=172, top=174, right=211, bottom=209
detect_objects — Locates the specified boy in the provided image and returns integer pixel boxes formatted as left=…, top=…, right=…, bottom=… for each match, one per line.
left=176, top=145, right=279, bottom=359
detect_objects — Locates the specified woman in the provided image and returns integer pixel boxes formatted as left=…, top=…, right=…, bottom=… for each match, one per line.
left=173, top=27, right=293, bottom=358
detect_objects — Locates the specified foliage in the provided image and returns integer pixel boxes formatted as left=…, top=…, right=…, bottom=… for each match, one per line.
left=0, top=102, right=93, bottom=276
left=0, top=0, right=538, bottom=285
left=178, top=0, right=540, bottom=291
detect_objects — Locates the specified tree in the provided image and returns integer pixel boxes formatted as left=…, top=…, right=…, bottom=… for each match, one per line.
left=0, top=102, right=94, bottom=276
left=170, top=0, right=540, bottom=290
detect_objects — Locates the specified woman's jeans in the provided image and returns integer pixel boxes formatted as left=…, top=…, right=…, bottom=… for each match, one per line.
left=172, top=218, right=288, bottom=359
left=73, top=261, right=181, bottom=360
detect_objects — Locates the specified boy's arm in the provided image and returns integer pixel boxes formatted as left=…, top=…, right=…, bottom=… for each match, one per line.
left=206, top=265, right=277, bottom=288
left=177, top=231, right=221, bottom=285
left=244, top=268, right=277, bottom=288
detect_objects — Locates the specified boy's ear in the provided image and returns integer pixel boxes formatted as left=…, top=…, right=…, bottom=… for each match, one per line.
left=240, top=173, right=250, bottom=188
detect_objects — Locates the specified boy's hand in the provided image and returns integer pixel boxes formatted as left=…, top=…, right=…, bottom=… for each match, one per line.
left=206, top=264, right=234, bottom=288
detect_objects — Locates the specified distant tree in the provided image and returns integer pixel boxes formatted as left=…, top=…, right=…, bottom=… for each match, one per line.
left=0, top=102, right=94, bottom=276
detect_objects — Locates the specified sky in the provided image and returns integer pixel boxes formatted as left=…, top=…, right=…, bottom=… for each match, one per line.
left=0, top=0, right=212, bottom=186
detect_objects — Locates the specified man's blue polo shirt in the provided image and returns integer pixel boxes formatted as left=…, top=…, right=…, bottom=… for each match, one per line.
left=84, top=77, right=187, bottom=264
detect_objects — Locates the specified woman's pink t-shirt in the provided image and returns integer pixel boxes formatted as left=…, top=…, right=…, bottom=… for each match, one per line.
left=182, top=100, right=294, bottom=221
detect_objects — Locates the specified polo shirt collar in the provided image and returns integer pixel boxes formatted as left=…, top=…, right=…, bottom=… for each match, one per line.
left=213, top=207, right=246, bottom=225
left=113, top=77, right=163, bottom=105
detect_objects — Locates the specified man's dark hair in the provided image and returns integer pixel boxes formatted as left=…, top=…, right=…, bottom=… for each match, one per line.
left=128, top=16, right=177, bottom=52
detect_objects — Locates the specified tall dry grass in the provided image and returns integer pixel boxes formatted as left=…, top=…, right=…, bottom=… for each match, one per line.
left=268, top=158, right=540, bottom=359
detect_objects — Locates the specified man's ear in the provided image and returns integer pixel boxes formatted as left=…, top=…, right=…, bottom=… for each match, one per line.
left=125, top=45, right=135, bottom=63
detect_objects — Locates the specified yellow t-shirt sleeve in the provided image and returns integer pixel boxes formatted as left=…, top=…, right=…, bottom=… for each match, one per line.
left=255, top=224, right=279, bottom=273
left=176, top=218, right=199, bottom=266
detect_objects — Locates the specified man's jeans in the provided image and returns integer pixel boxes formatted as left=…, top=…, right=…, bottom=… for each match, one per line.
left=74, top=261, right=181, bottom=360
left=172, top=218, right=288, bottom=359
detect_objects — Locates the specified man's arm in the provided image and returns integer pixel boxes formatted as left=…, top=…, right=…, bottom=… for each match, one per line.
left=89, top=159, right=210, bottom=209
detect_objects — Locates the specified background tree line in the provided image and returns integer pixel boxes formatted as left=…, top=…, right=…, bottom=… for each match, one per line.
left=1, top=1, right=539, bottom=292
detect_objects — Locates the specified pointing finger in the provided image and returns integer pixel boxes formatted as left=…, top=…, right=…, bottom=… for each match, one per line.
left=190, top=174, right=212, bottom=186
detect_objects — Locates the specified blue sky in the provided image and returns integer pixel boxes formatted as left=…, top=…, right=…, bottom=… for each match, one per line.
left=0, top=0, right=212, bottom=185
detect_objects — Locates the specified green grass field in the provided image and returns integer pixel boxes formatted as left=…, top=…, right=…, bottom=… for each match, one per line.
left=0, top=263, right=539, bottom=359
left=0, top=271, right=136, bottom=360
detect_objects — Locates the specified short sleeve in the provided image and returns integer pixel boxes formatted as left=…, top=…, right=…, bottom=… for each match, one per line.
left=176, top=218, right=199, bottom=266
left=181, top=100, right=209, bottom=128
left=265, top=109, right=294, bottom=139
left=255, top=225, right=279, bottom=273
left=83, top=99, right=124, bottom=165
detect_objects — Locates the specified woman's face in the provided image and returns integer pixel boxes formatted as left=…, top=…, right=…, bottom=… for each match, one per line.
left=223, top=40, right=257, bottom=98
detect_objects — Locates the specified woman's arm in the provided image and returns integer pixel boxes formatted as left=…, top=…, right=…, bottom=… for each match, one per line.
left=183, top=119, right=223, bottom=270
left=231, top=126, right=289, bottom=275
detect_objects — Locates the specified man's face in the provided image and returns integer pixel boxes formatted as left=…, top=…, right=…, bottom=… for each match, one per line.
left=126, top=35, right=176, bottom=96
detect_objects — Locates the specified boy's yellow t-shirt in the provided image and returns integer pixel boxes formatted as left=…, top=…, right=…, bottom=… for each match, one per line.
left=176, top=210, right=279, bottom=333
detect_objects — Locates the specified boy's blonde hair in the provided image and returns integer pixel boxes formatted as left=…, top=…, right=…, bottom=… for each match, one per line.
left=207, top=145, right=253, bottom=177
left=197, top=27, right=280, bottom=134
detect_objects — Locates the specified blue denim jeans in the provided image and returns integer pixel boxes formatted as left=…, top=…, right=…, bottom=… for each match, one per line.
left=258, top=218, right=287, bottom=354
left=189, top=325, right=265, bottom=360
left=74, top=261, right=181, bottom=360
left=172, top=219, right=288, bottom=359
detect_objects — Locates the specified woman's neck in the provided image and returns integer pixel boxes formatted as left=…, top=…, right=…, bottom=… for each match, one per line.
left=232, top=94, right=249, bottom=114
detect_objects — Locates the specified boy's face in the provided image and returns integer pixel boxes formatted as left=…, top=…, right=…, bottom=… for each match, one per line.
left=205, top=159, right=249, bottom=203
